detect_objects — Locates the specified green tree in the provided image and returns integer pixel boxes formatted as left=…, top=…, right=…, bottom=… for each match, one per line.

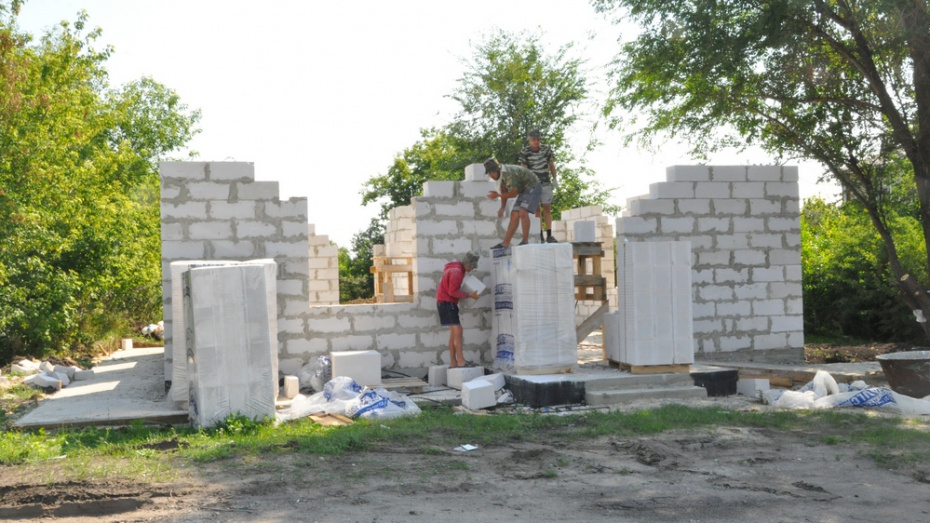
left=0, top=7, right=200, bottom=363
left=594, top=0, right=930, bottom=338
left=346, top=32, right=617, bottom=302
left=802, top=197, right=924, bottom=341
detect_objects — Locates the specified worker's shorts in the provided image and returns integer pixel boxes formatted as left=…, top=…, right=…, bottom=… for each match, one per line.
left=437, top=301, right=460, bottom=326
left=513, top=183, right=542, bottom=215
left=540, top=183, right=554, bottom=205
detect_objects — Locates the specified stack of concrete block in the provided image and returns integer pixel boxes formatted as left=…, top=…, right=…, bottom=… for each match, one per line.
left=615, top=241, right=694, bottom=366
left=491, top=243, right=577, bottom=374
left=184, top=262, right=279, bottom=428
left=618, top=165, right=803, bottom=361
left=168, top=259, right=274, bottom=405
left=20, top=360, right=93, bottom=391
left=308, top=224, right=340, bottom=305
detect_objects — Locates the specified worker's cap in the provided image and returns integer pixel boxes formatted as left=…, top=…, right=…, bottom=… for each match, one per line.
left=527, top=129, right=541, bottom=139
left=462, top=251, right=480, bottom=269
left=483, top=157, right=501, bottom=175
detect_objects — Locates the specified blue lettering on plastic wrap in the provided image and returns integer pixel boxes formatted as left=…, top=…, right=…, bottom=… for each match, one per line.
left=496, top=334, right=515, bottom=363
left=352, top=390, right=389, bottom=418
left=836, top=388, right=896, bottom=408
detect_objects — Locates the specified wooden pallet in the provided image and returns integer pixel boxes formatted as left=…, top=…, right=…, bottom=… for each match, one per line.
left=612, top=361, right=691, bottom=375
left=381, top=377, right=428, bottom=393
left=308, top=412, right=354, bottom=426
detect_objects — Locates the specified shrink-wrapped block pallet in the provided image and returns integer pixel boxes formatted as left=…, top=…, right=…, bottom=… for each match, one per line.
left=184, top=262, right=279, bottom=428
left=616, top=241, right=694, bottom=366
left=490, top=244, right=577, bottom=375
left=168, top=259, right=273, bottom=404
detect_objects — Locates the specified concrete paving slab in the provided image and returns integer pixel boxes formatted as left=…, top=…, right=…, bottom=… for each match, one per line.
left=14, top=347, right=187, bottom=429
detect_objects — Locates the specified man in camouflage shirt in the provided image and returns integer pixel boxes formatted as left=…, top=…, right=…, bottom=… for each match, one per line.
left=484, top=157, right=542, bottom=248
left=518, top=129, right=559, bottom=243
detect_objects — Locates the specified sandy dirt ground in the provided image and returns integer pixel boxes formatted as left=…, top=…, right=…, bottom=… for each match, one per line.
left=2, top=394, right=930, bottom=523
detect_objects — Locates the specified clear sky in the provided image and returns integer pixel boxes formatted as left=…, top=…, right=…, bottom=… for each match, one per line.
left=15, top=0, right=840, bottom=247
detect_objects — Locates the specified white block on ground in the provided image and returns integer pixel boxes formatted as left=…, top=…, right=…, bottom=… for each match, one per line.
left=737, top=378, right=770, bottom=396
left=472, top=372, right=506, bottom=390
left=73, top=369, right=95, bottom=381
left=603, top=310, right=621, bottom=362
left=447, top=366, right=485, bottom=390
left=282, top=375, right=299, bottom=399
left=54, top=372, right=71, bottom=387
left=462, top=380, right=496, bottom=410
left=574, top=221, right=597, bottom=242
left=11, top=360, right=39, bottom=374
left=54, top=365, right=76, bottom=379
left=331, top=350, right=382, bottom=388
left=428, top=365, right=448, bottom=387
left=121, top=338, right=133, bottom=351
left=39, top=361, right=55, bottom=373
left=25, top=373, right=61, bottom=390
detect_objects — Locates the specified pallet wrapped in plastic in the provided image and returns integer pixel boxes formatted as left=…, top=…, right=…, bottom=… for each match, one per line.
left=616, top=241, right=694, bottom=366
left=183, top=262, right=278, bottom=428
left=490, top=244, right=577, bottom=374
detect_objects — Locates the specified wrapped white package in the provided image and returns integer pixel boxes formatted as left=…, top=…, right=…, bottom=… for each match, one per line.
left=184, top=262, right=279, bottom=428
left=491, top=244, right=576, bottom=374
left=617, top=241, right=694, bottom=366
left=169, top=259, right=274, bottom=403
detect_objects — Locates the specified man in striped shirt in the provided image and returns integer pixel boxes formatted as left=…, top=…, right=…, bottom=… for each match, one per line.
left=518, top=129, right=559, bottom=243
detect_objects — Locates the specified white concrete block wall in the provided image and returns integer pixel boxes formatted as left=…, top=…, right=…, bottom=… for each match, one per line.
left=160, top=161, right=334, bottom=386
left=616, top=165, right=803, bottom=362
left=552, top=206, right=619, bottom=323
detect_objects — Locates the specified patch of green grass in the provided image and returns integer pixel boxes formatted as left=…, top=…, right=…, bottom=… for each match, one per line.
left=2, top=406, right=930, bottom=481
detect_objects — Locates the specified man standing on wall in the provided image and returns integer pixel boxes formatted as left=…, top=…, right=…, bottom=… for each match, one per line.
left=436, top=251, right=481, bottom=368
left=485, top=158, right=542, bottom=248
left=518, top=129, right=559, bottom=243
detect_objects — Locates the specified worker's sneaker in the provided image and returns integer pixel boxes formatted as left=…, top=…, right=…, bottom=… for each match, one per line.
left=491, top=243, right=507, bottom=249
left=546, top=236, right=558, bottom=243
left=518, top=241, right=529, bottom=246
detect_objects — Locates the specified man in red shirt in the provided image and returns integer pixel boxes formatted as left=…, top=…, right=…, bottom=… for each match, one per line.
left=436, top=251, right=480, bottom=368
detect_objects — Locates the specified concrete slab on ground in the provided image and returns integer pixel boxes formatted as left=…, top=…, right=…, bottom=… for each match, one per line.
left=14, top=347, right=187, bottom=429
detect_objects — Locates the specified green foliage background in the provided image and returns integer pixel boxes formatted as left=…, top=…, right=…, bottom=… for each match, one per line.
left=0, top=7, right=200, bottom=364
left=802, top=197, right=925, bottom=342
left=343, top=32, right=618, bottom=301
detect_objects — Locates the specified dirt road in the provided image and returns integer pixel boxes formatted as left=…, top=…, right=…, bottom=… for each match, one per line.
left=3, top=396, right=930, bottom=522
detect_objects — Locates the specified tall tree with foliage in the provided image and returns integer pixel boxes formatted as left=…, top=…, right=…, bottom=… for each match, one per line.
left=363, top=32, right=617, bottom=219
left=593, top=0, right=930, bottom=338
left=0, top=5, right=200, bottom=363
left=345, top=31, right=619, bottom=302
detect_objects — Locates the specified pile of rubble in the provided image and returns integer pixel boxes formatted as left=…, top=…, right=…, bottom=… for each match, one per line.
left=9, top=359, right=94, bottom=391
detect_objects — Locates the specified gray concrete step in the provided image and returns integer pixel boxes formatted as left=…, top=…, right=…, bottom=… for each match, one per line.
left=584, top=372, right=694, bottom=391
left=586, top=385, right=708, bottom=406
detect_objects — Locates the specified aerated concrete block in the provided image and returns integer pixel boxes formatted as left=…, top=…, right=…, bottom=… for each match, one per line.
left=428, top=365, right=448, bottom=387
left=282, top=375, right=299, bottom=399
left=25, top=373, right=61, bottom=390
left=73, top=369, right=95, bottom=381
left=472, top=372, right=506, bottom=390
left=737, top=378, right=770, bottom=397
left=462, top=380, right=496, bottom=410
left=447, top=366, right=485, bottom=390
left=574, top=221, right=596, bottom=242
left=331, top=350, right=382, bottom=387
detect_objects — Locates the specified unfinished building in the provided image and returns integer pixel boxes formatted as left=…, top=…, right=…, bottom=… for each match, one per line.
left=159, top=160, right=802, bottom=392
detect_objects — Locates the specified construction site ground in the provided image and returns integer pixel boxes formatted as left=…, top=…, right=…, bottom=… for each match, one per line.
left=3, top=337, right=929, bottom=522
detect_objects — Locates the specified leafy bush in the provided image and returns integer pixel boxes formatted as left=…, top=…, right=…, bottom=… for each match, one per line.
left=802, top=197, right=924, bottom=342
